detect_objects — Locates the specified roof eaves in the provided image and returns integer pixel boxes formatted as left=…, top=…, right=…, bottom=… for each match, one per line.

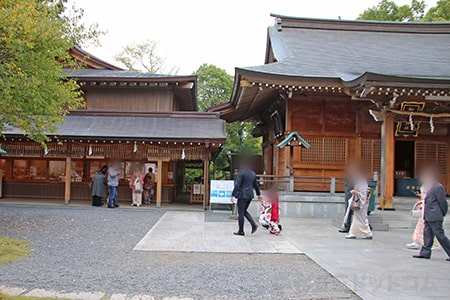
left=344, top=72, right=450, bottom=89
left=236, top=67, right=343, bottom=85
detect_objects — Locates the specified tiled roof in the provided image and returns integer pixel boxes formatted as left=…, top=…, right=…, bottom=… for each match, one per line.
left=64, top=69, right=196, bottom=80
left=243, top=16, right=450, bottom=84
left=4, top=113, right=226, bottom=140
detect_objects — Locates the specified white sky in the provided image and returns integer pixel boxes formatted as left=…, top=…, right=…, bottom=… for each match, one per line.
left=70, top=0, right=437, bottom=75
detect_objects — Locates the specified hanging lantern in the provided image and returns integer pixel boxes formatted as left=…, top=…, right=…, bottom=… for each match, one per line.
left=0, top=144, right=7, bottom=154
left=133, top=141, right=138, bottom=153
left=181, top=148, right=186, bottom=160
left=88, top=145, right=93, bottom=156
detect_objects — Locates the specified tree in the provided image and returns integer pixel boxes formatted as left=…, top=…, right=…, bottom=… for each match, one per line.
left=0, top=0, right=99, bottom=145
left=193, top=64, right=262, bottom=179
left=358, top=0, right=426, bottom=21
left=358, top=0, right=450, bottom=22
left=114, top=40, right=178, bottom=74
left=194, top=64, right=234, bottom=111
left=424, top=0, right=450, bottom=21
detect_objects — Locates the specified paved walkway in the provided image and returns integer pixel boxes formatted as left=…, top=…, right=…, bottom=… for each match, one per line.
left=286, top=217, right=450, bottom=300
left=134, top=211, right=301, bottom=254
left=135, top=210, right=450, bottom=300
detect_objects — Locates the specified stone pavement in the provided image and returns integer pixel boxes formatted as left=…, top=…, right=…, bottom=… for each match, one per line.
left=282, top=216, right=450, bottom=300
left=134, top=211, right=301, bottom=254
left=135, top=210, right=450, bottom=300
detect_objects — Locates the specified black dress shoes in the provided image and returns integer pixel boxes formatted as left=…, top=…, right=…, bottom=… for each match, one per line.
left=338, top=229, right=349, bottom=233
left=251, top=225, right=258, bottom=234
left=446, top=258, right=450, bottom=261
left=233, top=232, right=245, bottom=236
left=114, top=204, right=120, bottom=207
left=412, top=255, right=430, bottom=259
left=107, top=205, right=115, bottom=208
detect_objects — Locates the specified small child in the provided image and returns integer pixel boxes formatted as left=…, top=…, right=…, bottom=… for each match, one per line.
left=259, top=185, right=282, bottom=235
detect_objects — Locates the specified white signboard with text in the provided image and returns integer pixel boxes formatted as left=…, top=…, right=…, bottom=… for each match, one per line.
left=210, top=180, right=234, bottom=204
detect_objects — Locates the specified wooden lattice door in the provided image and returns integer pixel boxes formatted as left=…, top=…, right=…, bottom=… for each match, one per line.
left=415, top=142, right=447, bottom=180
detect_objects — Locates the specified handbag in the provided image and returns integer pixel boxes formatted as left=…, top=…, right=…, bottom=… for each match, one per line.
left=134, top=178, right=143, bottom=193
left=410, top=202, right=422, bottom=218
left=350, top=194, right=361, bottom=210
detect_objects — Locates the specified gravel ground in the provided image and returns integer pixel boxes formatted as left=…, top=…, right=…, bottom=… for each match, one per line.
left=0, top=204, right=358, bottom=299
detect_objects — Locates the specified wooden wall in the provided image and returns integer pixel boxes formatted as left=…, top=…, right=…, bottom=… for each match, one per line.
left=262, top=94, right=450, bottom=193
left=84, top=87, right=173, bottom=112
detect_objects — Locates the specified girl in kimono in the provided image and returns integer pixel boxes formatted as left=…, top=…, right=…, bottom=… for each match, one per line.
left=345, top=163, right=373, bottom=240
left=130, top=164, right=144, bottom=207
left=259, top=185, right=282, bottom=235
left=143, top=167, right=155, bottom=205
left=406, top=183, right=440, bottom=249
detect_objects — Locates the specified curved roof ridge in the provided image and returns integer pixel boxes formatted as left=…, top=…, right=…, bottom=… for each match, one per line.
left=70, top=45, right=123, bottom=70
left=270, top=14, right=450, bottom=34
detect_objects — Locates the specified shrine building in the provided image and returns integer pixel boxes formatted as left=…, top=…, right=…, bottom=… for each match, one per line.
left=0, top=46, right=226, bottom=208
left=210, top=15, right=450, bottom=208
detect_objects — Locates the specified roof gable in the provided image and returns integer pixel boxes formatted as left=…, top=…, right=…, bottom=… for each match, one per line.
left=248, top=15, right=450, bottom=84
left=69, top=46, right=123, bottom=70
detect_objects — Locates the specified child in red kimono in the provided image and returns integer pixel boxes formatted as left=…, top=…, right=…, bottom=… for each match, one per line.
left=260, top=185, right=282, bottom=235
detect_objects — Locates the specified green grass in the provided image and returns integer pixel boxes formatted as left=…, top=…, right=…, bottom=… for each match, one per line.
left=0, top=236, right=30, bottom=265
left=0, top=238, right=73, bottom=300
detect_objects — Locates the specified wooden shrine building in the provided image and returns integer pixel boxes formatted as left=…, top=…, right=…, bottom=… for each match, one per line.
left=210, top=15, right=450, bottom=208
left=0, top=47, right=226, bottom=207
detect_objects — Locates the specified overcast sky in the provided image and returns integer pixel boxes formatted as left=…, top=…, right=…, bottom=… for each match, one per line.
left=69, top=0, right=437, bottom=75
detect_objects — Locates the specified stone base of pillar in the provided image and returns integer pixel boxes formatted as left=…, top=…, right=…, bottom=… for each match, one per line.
left=378, top=196, right=395, bottom=211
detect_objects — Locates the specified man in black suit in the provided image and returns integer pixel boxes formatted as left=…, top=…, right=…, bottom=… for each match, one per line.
left=413, top=166, right=450, bottom=261
left=231, top=164, right=262, bottom=236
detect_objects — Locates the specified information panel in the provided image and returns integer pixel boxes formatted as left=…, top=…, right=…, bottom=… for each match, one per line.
left=210, top=180, right=234, bottom=204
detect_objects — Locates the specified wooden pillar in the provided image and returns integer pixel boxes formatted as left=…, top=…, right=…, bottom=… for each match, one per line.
left=64, top=156, right=71, bottom=205
left=379, top=111, right=395, bottom=210
left=156, top=159, right=163, bottom=208
left=203, top=159, right=210, bottom=210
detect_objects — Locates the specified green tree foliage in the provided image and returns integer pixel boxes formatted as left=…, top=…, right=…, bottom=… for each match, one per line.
left=193, top=64, right=261, bottom=179
left=114, top=40, right=179, bottom=74
left=424, top=0, right=450, bottom=21
left=0, top=0, right=101, bottom=145
left=194, top=64, right=234, bottom=112
left=358, top=0, right=449, bottom=21
left=358, top=0, right=426, bottom=21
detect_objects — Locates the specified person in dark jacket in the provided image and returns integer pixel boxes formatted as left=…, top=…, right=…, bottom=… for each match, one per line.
left=91, top=165, right=108, bottom=207
left=413, top=165, right=450, bottom=261
left=231, top=164, right=262, bottom=236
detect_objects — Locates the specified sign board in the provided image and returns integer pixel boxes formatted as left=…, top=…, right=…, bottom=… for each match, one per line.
left=210, top=180, right=234, bottom=204
left=192, top=184, right=203, bottom=195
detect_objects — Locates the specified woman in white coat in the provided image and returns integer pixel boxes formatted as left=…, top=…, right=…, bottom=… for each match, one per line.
left=345, top=163, right=373, bottom=240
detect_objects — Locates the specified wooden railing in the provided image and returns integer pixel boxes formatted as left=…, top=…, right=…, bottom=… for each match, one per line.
left=257, top=174, right=346, bottom=194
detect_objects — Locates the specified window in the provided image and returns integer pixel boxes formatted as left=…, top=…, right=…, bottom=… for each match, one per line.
left=0, top=159, right=7, bottom=179
left=300, top=137, right=347, bottom=164
left=415, top=142, right=447, bottom=177
left=71, top=161, right=83, bottom=182
left=89, top=161, right=105, bottom=179
left=13, top=160, right=29, bottom=179
left=49, top=161, right=65, bottom=181
left=361, top=139, right=381, bottom=175
left=29, top=160, right=47, bottom=180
